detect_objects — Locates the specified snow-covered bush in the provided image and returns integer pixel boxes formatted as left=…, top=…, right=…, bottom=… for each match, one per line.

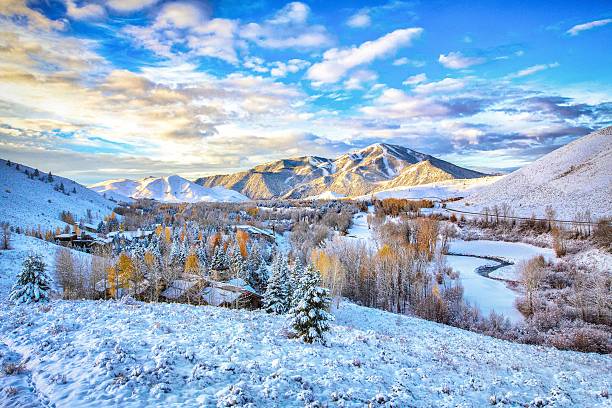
left=289, top=265, right=333, bottom=344
left=9, top=254, right=53, bottom=304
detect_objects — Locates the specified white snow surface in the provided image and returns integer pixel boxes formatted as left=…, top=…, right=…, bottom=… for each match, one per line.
left=307, top=191, right=347, bottom=200
left=90, top=175, right=249, bottom=203
left=456, top=127, right=612, bottom=219
left=0, top=159, right=116, bottom=230
left=1, top=233, right=611, bottom=407
left=449, top=239, right=556, bottom=281
left=352, top=176, right=502, bottom=201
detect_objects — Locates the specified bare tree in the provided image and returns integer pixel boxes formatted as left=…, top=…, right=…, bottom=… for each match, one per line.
left=1, top=222, right=10, bottom=250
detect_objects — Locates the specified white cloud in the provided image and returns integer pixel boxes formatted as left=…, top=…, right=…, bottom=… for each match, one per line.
left=343, top=69, right=378, bottom=90
left=306, top=27, right=423, bottom=84
left=567, top=18, right=612, bottom=36
left=105, top=0, right=158, bottom=12
left=239, top=2, right=332, bottom=49
left=439, top=51, right=485, bottom=69
left=268, top=2, right=310, bottom=25
left=360, top=88, right=449, bottom=119
left=392, top=57, right=425, bottom=67
left=0, top=0, right=65, bottom=30
left=64, top=0, right=105, bottom=20
left=270, top=59, right=310, bottom=77
left=414, top=77, right=465, bottom=94
left=124, top=2, right=239, bottom=64
left=346, top=11, right=371, bottom=28
left=507, top=62, right=559, bottom=79
left=402, top=73, right=427, bottom=86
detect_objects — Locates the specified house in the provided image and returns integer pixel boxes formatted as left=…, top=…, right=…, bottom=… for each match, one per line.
left=201, top=278, right=262, bottom=309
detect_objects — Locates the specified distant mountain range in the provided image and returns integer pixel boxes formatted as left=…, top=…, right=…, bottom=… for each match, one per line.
left=196, top=143, right=486, bottom=199
left=89, top=175, right=249, bottom=203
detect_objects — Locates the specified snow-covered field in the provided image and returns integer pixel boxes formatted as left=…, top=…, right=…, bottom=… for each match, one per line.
left=446, top=255, right=523, bottom=323
left=0, top=160, right=116, bottom=230
left=2, top=298, right=612, bottom=407
left=1, top=231, right=611, bottom=407
left=359, top=176, right=503, bottom=201
left=448, top=240, right=556, bottom=281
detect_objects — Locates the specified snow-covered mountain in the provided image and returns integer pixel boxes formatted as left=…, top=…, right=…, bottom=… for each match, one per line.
left=90, top=175, right=249, bottom=203
left=0, top=159, right=117, bottom=230
left=197, top=143, right=486, bottom=199
left=455, top=126, right=612, bottom=220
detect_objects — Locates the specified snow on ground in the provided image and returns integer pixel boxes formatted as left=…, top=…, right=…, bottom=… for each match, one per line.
left=90, top=175, right=249, bottom=203
left=455, top=127, right=612, bottom=220
left=446, top=255, right=523, bottom=323
left=0, top=159, right=116, bottom=231
left=357, top=176, right=503, bottom=200
left=306, top=191, right=347, bottom=200
left=1, top=299, right=610, bottom=407
left=449, top=239, right=556, bottom=281
left=1, top=227, right=611, bottom=407
left=0, top=234, right=92, bottom=300
left=341, top=207, right=377, bottom=249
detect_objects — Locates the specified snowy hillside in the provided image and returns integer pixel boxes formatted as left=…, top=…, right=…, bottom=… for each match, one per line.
left=1, top=233, right=611, bottom=406
left=90, top=175, right=249, bottom=203
left=356, top=176, right=503, bottom=200
left=0, top=159, right=116, bottom=230
left=455, top=127, right=612, bottom=219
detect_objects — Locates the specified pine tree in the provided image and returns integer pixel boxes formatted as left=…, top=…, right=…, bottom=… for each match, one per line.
left=47, top=171, right=53, bottom=182
left=290, top=258, right=305, bottom=307
left=289, top=265, right=333, bottom=344
left=33, top=168, right=39, bottom=177
left=210, top=245, right=228, bottom=271
left=9, top=255, right=52, bottom=304
left=229, top=246, right=248, bottom=281
left=263, top=253, right=290, bottom=314
left=15, top=164, right=20, bottom=170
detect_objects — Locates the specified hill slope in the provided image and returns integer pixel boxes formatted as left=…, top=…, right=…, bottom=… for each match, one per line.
left=455, top=127, right=612, bottom=219
left=197, top=143, right=486, bottom=199
left=90, top=175, right=249, bottom=203
left=0, top=159, right=116, bottom=230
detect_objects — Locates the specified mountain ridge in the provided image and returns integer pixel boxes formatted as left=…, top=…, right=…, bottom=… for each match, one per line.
left=90, top=174, right=249, bottom=203
left=197, top=142, right=487, bottom=199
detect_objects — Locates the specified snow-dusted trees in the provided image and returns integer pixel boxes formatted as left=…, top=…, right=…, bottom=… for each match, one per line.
left=289, top=265, right=333, bottom=344
left=210, top=245, right=228, bottom=271
left=0, top=221, right=10, bottom=250
left=518, top=255, right=546, bottom=316
left=289, top=258, right=305, bottom=307
left=9, top=255, right=53, bottom=304
left=263, top=253, right=290, bottom=314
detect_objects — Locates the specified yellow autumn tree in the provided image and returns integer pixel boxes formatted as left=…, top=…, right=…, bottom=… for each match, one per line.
left=184, top=252, right=199, bottom=274
left=107, top=253, right=136, bottom=298
left=164, top=227, right=172, bottom=244
left=155, top=225, right=163, bottom=236
left=236, top=230, right=249, bottom=258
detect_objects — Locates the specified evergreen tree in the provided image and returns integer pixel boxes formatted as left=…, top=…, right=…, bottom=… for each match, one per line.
left=15, top=164, right=20, bottom=170
left=210, top=245, right=228, bottom=271
left=195, top=244, right=208, bottom=275
left=9, top=255, right=52, bottom=304
left=290, top=258, right=305, bottom=307
left=289, top=265, right=333, bottom=344
left=6, top=160, right=11, bottom=166
left=33, top=168, right=39, bottom=177
left=229, top=246, right=247, bottom=281
left=72, top=187, right=77, bottom=194
left=47, top=171, right=54, bottom=182
left=263, top=253, right=290, bottom=314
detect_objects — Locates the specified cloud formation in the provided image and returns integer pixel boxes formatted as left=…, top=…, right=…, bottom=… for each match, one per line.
left=439, top=51, right=485, bottom=69
left=307, top=28, right=423, bottom=84
left=567, top=18, right=612, bottom=36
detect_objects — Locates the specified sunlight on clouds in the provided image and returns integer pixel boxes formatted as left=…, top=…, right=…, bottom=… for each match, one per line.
left=307, top=28, right=423, bottom=84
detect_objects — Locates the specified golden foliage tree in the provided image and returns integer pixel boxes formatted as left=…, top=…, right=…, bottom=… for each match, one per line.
left=184, top=252, right=199, bottom=274
left=236, top=230, right=249, bottom=258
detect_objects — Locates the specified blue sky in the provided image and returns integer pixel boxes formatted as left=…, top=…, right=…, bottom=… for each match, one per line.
left=0, top=0, right=610, bottom=183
